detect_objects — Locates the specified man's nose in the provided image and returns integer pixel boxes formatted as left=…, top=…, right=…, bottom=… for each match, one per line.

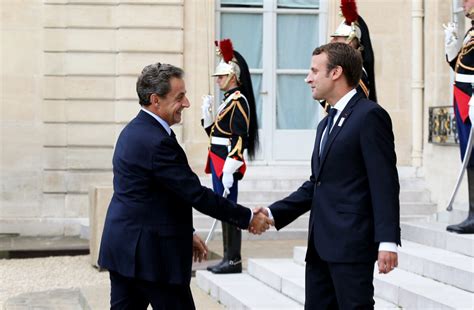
left=183, top=97, right=191, bottom=108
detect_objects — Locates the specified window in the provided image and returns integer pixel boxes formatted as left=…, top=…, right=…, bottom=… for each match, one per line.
left=217, top=0, right=327, bottom=161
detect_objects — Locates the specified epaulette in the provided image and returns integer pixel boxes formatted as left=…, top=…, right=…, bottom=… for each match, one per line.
left=231, top=91, right=242, bottom=100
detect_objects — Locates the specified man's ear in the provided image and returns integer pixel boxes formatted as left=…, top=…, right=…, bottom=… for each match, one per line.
left=150, top=93, right=160, bottom=108
left=331, top=66, right=343, bottom=81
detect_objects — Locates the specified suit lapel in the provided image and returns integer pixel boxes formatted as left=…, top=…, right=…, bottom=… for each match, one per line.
left=316, top=92, right=363, bottom=174
left=312, top=117, right=327, bottom=167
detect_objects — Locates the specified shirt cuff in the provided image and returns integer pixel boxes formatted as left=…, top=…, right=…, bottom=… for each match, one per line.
left=378, top=242, right=397, bottom=253
left=265, top=207, right=274, bottom=221
left=248, top=209, right=253, bottom=226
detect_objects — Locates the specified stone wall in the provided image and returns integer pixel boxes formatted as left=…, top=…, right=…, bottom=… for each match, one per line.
left=1, top=0, right=188, bottom=235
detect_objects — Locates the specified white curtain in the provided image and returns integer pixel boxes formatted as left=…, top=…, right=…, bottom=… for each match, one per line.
left=277, top=0, right=319, bottom=9
left=276, top=75, right=319, bottom=129
left=276, top=14, right=319, bottom=129
left=221, top=13, right=263, bottom=69
left=221, top=13, right=263, bottom=128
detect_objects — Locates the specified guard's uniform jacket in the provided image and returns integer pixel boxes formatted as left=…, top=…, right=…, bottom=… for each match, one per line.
left=448, top=21, right=474, bottom=165
left=449, top=23, right=474, bottom=123
left=203, top=87, right=250, bottom=179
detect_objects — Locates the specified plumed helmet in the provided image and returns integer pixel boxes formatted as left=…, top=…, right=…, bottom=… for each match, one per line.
left=212, top=39, right=241, bottom=81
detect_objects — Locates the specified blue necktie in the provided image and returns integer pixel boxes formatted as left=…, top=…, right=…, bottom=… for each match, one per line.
left=320, top=108, right=337, bottom=156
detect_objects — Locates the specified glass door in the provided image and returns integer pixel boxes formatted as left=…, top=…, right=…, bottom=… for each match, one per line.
left=217, top=0, right=327, bottom=162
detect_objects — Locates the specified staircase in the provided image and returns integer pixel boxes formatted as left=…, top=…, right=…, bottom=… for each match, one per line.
left=195, top=166, right=436, bottom=240
left=195, top=166, right=474, bottom=309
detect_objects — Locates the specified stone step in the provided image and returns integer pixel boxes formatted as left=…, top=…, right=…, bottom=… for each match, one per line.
left=196, top=270, right=302, bottom=309
left=247, top=258, right=398, bottom=309
left=200, top=178, right=307, bottom=191
left=374, top=267, right=474, bottom=309
left=398, top=240, right=474, bottom=292
left=194, top=229, right=308, bottom=241
left=294, top=242, right=474, bottom=293
left=401, top=221, right=474, bottom=257
left=293, top=246, right=306, bottom=265
left=204, top=189, right=432, bottom=204
left=193, top=215, right=310, bottom=231
left=398, top=202, right=436, bottom=215
left=200, top=177, right=429, bottom=192
left=434, top=210, right=469, bottom=225
left=193, top=213, right=430, bottom=232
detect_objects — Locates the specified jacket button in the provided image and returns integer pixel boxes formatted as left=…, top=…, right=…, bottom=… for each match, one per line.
left=316, top=181, right=321, bottom=186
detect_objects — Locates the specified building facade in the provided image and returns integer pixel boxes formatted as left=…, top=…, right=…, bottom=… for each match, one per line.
left=0, top=0, right=462, bottom=235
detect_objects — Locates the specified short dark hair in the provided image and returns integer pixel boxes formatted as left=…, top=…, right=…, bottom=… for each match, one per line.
left=312, top=43, right=362, bottom=88
left=136, top=63, right=184, bottom=106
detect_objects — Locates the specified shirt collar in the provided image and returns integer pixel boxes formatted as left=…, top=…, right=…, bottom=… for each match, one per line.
left=140, top=107, right=172, bottom=135
left=332, top=88, right=357, bottom=112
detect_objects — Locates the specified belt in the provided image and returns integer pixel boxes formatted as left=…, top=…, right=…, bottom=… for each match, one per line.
left=455, top=73, right=474, bottom=84
left=211, top=136, right=230, bottom=146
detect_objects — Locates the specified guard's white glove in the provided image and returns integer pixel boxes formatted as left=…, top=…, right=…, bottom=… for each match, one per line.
left=221, top=157, right=243, bottom=193
left=201, top=95, right=214, bottom=128
left=444, top=22, right=460, bottom=62
left=469, top=97, right=474, bottom=122
left=222, top=172, right=234, bottom=192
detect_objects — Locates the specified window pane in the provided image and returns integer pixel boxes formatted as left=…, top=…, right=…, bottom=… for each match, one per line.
left=251, top=74, right=263, bottom=128
left=277, top=0, right=319, bottom=9
left=277, top=14, right=318, bottom=69
left=221, top=0, right=263, bottom=8
left=221, top=13, right=263, bottom=69
left=276, top=74, right=319, bottom=129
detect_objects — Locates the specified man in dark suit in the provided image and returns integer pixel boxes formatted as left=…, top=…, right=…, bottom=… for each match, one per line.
left=257, top=43, right=400, bottom=309
left=98, top=63, right=271, bottom=309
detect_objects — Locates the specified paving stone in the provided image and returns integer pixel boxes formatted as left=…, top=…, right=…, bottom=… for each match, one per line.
left=4, top=288, right=90, bottom=310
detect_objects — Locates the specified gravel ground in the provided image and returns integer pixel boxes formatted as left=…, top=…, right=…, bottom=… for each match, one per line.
left=0, top=255, right=109, bottom=305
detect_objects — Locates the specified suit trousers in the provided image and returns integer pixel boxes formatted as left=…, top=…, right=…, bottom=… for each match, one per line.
left=304, top=245, right=375, bottom=310
left=109, top=271, right=195, bottom=310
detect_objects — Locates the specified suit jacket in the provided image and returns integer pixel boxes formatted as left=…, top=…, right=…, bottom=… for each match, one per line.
left=269, top=92, right=400, bottom=263
left=98, top=110, right=251, bottom=284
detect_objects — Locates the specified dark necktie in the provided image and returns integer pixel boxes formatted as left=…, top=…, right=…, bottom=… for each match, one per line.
left=320, top=108, right=337, bottom=156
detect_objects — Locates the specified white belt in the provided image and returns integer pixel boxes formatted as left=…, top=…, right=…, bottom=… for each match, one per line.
left=455, top=73, right=474, bottom=84
left=211, top=136, right=230, bottom=146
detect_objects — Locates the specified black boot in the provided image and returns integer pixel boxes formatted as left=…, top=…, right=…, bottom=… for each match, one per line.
left=211, top=222, right=242, bottom=274
left=447, top=167, right=474, bottom=234
left=207, top=222, right=228, bottom=272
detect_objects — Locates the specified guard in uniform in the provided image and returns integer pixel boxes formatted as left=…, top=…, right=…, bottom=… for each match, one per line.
left=322, top=0, right=377, bottom=112
left=444, top=2, right=474, bottom=234
left=201, top=39, right=259, bottom=272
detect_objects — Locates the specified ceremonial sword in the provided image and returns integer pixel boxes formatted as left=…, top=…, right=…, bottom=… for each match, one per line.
left=205, top=189, right=229, bottom=245
left=446, top=126, right=474, bottom=211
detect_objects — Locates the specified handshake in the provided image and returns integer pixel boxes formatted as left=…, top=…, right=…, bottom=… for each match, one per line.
left=248, top=207, right=274, bottom=235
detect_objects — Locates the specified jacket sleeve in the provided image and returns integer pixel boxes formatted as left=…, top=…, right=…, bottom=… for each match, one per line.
left=227, top=98, right=250, bottom=161
left=268, top=176, right=315, bottom=230
left=152, top=137, right=251, bottom=229
left=360, top=107, right=401, bottom=245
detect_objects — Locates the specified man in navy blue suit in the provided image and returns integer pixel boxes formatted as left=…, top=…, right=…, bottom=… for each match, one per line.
left=257, top=43, right=400, bottom=309
left=98, top=63, right=272, bottom=309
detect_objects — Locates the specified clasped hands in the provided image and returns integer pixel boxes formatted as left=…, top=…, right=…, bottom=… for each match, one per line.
left=248, top=207, right=274, bottom=235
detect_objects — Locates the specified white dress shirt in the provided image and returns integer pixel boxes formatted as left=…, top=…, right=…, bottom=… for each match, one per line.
left=141, top=107, right=172, bottom=136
